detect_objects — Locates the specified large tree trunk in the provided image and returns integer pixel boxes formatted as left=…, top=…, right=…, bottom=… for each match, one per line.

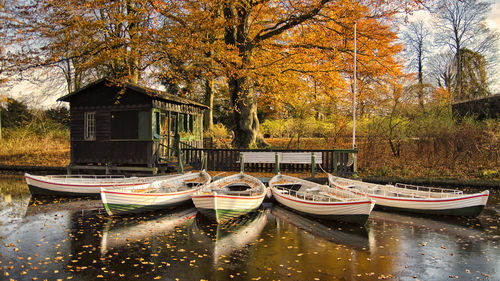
left=223, top=3, right=267, bottom=148
left=417, top=51, right=425, bottom=108
left=229, top=76, right=266, bottom=148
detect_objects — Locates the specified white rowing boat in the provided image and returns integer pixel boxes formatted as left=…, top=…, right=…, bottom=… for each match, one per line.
left=24, top=173, right=180, bottom=196
left=328, top=174, right=489, bottom=217
left=191, top=173, right=266, bottom=223
left=100, top=171, right=211, bottom=216
left=269, top=174, right=375, bottom=225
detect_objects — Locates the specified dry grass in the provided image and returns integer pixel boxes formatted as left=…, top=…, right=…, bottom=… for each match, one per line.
left=0, top=130, right=70, bottom=167
left=266, top=135, right=500, bottom=181
left=1, top=126, right=498, bottom=181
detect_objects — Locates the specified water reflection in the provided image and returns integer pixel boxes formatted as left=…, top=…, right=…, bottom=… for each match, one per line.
left=0, top=175, right=31, bottom=238
left=0, top=174, right=31, bottom=199
left=192, top=209, right=268, bottom=265
left=369, top=210, right=486, bottom=241
left=271, top=205, right=369, bottom=251
left=101, top=205, right=197, bottom=254
left=26, top=196, right=103, bottom=216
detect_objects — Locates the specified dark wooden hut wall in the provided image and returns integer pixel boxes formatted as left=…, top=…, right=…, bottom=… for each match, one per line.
left=62, top=79, right=207, bottom=167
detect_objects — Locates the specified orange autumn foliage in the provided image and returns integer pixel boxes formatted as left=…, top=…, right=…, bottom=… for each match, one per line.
left=11, top=0, right=427, bottom=147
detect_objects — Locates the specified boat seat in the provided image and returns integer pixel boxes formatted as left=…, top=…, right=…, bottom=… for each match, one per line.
left=223, top=187, right=261, bottom=195
left=305, top=187, right=321, bottom=193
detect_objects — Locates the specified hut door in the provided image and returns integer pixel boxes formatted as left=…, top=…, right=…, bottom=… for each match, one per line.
left=159, top=113, right=169, bottom=160
left=168, top=113, right=177, bottom=158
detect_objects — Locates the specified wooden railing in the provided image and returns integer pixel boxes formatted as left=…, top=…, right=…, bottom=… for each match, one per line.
left=181, top=148, right=357, bottom=176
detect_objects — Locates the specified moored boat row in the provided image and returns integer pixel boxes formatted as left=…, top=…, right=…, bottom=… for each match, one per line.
left=24, top=171, right=490, bottom=225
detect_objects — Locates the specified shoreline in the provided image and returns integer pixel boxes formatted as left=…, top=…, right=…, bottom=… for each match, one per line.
left=1, top=164, right=498, bottom=189
left=0, top=164, right=67, bottom=174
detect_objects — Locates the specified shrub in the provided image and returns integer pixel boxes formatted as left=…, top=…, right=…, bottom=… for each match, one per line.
left=260, top=119, right=286, bottom=138
left=1, top=98, right=32, bottom=128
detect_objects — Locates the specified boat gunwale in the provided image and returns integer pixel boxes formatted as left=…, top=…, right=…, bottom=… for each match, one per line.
left=191, top=193, right=266, bottom=200
left=271, top=187, right=373, bottom=206
left=101, top=187, right=200, bottom=197
left=196, top=173, right=266, bottom=198
left=269, top=174, right=369, bottom=203
left=25, top=173, right=153, bottom=188
left=100, top=171, right=211, bottom=197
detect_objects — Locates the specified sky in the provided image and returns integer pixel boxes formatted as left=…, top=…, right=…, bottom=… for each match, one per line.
left=486, top=1, right=500, bottom=55
left=487, top=0, right=500, bottom=32
left=2, top=1, right=500, bottom=109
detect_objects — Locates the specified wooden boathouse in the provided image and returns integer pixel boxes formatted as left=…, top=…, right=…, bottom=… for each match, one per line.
left=452, top=93, right=500, bottom=120
left=58, top=78, right=208, bottom=174
left=57, top=78, right=356, bottom=176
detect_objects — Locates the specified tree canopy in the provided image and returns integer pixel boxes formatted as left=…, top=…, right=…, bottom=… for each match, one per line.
left=6, top=0, right=427, bottom=148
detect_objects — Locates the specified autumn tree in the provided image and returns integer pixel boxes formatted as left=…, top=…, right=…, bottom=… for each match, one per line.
left=428, top=51, right=454, bottom=92
left=12, top=0, right=161, bottom=89
left=10, top=0, right=425, bottom=148
left=433, top=0, right=498, bottom=101
left=174, top=0, right=423, bottom=148
left=150, top=1, right=228, bottom=131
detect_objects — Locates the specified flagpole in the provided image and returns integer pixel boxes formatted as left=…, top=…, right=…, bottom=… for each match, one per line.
left=353, top=22, right=357, bottom=150
left=352, top=22, right=358, bottom=174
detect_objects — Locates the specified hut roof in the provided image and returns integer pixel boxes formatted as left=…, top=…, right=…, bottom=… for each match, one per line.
left=57, top=78, right=209, bottom=109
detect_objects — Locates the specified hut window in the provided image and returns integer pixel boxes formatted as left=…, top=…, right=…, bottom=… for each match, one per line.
left=189, top=114, right=194, bottom=132
left=84, top=112, right=96, bottom=141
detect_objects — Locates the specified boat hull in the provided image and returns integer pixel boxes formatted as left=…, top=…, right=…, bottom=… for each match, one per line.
left=192, top=194, right=266, bottom=223
left=24, top=173, right=153, bottom=197
left=271, top=188, right=374, bottom=225
left=367, top=193, right=489, bottom=216
left=329, top=175, right=489, bottom=217
left=101, top=189, right=198, bottom=216
left=100, top=171, right=211, bottom=216
left=27, top=184, right=99, bottom=197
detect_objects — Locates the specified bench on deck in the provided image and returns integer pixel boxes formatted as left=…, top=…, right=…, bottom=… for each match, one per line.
left=239, top=152, right=323, bottom=177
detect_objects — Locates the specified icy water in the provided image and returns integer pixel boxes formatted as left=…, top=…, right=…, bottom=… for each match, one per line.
left=0, top=175, right=499, bottom=281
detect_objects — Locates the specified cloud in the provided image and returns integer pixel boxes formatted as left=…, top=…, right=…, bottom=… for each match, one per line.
left=485, top=1, right=500, bottom=30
